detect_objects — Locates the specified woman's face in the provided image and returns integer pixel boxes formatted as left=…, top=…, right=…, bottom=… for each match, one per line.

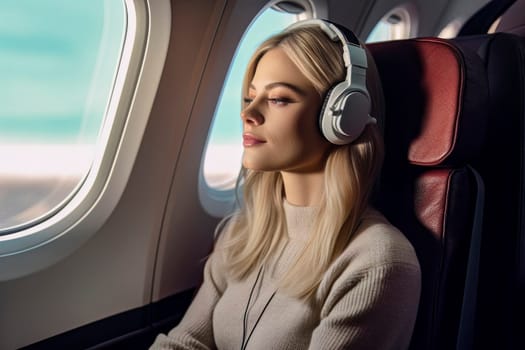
left=241, top=47, right=331, bottom=173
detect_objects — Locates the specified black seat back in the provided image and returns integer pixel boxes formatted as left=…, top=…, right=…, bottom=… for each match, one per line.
left=369, top=38, right=489, bottom=350
left=452, top=27, right=525, bottom=349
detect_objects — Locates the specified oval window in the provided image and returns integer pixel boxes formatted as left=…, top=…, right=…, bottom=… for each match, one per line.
left=366, top=5, right=417, bottom=43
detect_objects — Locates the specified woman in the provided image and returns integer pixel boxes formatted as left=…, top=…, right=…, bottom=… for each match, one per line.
left=151, top=19, right=421, bottom=350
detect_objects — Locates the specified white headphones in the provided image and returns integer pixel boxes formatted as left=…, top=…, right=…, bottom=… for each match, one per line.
left=285, top=19, right=376, bottom=145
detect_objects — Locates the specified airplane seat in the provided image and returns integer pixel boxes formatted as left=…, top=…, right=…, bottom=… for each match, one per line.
left=450, top=13, right=525, bottom=349
left=367, top=38, right=489, bottom=350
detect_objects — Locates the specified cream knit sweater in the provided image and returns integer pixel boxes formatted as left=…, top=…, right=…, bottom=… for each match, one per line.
left=150, top=202, right=421, bottom=349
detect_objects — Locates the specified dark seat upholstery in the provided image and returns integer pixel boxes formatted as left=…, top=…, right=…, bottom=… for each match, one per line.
left=368, top=38, right=489, bottom=350
left=451, top=28, right=525, bottom=350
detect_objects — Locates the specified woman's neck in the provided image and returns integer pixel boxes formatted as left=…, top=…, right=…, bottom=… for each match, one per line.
left=280, top=170, right=325, bottom=206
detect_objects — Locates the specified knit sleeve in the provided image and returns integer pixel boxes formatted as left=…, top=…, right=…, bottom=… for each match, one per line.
left=308, top=262, right=421, bottom=350
left=149, top=221, right=232, bottom=350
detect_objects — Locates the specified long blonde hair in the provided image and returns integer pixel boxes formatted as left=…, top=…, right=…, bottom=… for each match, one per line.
left=221, top=24, right=384, bottom=300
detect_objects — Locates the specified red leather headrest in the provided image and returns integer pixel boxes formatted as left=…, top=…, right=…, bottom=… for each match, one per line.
left=368, top=38, right=488, bottom=166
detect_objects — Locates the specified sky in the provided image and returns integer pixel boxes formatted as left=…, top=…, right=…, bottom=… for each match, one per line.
left=0, top=0, right=125, bottom=144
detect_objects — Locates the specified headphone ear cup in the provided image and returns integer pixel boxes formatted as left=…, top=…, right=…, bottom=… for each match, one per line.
left=320, top=83, right=371, bottom=145
left=339, top=90, right=371, bottom=142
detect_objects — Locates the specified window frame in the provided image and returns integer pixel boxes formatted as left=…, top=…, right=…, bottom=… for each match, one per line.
left=0, top=0, right=171, bottom=281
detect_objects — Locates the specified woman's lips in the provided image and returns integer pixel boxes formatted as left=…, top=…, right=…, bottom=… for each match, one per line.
left=243, top=133, right=266, bottom=147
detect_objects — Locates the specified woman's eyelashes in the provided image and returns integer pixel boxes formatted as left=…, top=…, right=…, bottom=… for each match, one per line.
left=268, top=97, right=293, bottom=106
left=243, top=95, right=294, bottom=107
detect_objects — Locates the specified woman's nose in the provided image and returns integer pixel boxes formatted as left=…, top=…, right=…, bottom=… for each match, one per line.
left=241, top=104, right=264, bottom=126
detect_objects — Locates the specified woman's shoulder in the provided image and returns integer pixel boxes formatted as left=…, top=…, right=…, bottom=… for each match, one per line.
left=316, top=207, right=421, bottom=308
left=329, top=207, right=420, bottom=278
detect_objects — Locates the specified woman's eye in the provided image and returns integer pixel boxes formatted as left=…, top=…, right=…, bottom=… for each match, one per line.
left=243, top=97, right=254, bottom=105
left=268, top=98, right=290, bottom=106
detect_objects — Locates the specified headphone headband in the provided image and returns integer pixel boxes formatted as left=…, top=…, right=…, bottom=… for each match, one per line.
left=286, top=19, right=368, bottom=79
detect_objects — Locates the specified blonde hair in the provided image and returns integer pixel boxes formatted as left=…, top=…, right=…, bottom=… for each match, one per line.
left=221, top=24, right=384, bottom=300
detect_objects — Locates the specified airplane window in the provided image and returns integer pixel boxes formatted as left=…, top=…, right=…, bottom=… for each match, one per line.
left=488, top=17, right=501, bottom=34
left=438, top=15, right=498, bottom=38
left=0, top=1, right=125, bottom=233
left=438, top=19, right=464, bottom=38
left=201, top=5, right=305, bottom=203
left=439, top=17, right=500, bottom=39
left=366, top=5, right=417, bottom=43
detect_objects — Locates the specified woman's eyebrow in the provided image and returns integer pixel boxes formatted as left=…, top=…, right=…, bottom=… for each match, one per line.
left=249, top=82, right=307, bottom=96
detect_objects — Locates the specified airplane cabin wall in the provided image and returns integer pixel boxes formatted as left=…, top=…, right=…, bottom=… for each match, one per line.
left=151, top=0, right=229, bottom=301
